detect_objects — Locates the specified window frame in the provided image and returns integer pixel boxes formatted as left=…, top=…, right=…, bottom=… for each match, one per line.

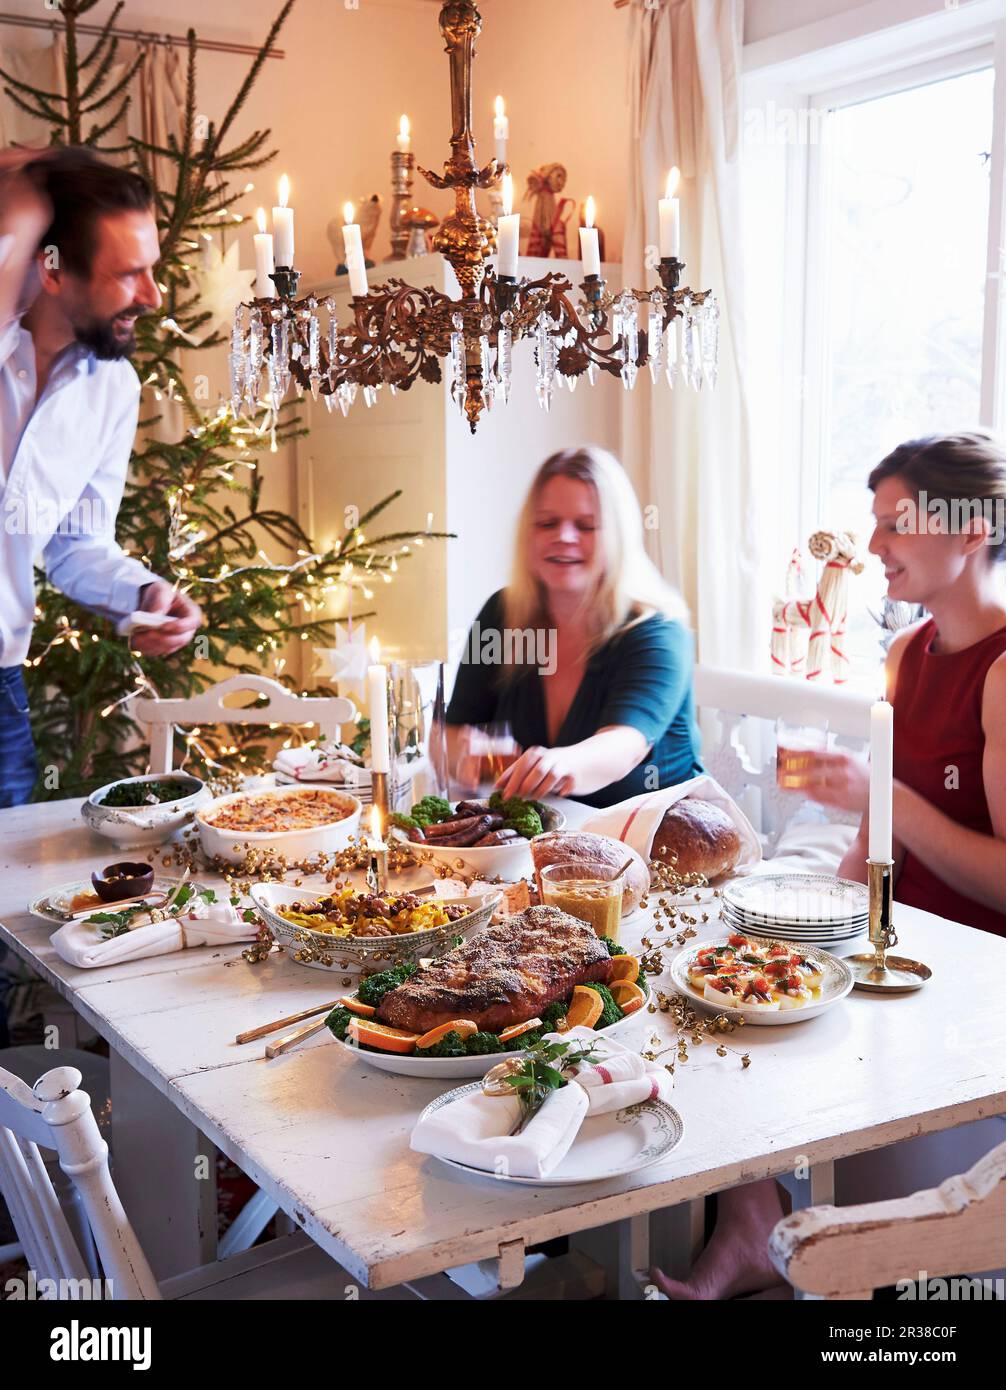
left=796, top=37, right=1006, bottom=541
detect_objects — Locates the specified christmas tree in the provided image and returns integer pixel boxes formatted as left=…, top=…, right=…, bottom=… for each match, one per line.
left=2, top=0, right=449, bottom=795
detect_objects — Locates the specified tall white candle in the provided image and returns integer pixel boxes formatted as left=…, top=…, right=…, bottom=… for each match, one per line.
left=367, top=638, right=390, bottom=774
left=494, top=95, right=509, bottom=166
left=869, top=699, right=894, bottom=861
left=341, top=203, right=369, bottom=299
left=579, top=195, right=601, bottom=278
left=497, top=172, right=520, bottom=278
left=272, top=174, right=295, bottom=267
left=396, top=114, right=411, bottom=154
left=658, top=166, right=681, bottom=259
left=253, top=207, right=275, bottom=299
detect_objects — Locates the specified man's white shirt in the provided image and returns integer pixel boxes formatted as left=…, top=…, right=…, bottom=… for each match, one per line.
left=0, top=316, right=154, bottom=666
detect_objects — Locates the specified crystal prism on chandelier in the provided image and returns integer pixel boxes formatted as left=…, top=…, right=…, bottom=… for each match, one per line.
left=230, top=2, right=719, bottom=435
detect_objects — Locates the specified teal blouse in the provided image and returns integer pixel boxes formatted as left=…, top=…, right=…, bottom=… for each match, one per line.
left=446, top=591, right=703, bottom=809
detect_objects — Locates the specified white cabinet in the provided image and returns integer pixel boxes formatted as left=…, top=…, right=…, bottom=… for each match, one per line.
left=294, top=253, right=623, bottom=668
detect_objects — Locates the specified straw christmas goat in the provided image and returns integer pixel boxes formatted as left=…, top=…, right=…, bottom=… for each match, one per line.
left=771, top=532, right=864, bottom=683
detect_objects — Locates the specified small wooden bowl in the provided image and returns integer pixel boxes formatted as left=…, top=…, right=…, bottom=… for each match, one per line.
left=91, top=862, right=156, bottom=903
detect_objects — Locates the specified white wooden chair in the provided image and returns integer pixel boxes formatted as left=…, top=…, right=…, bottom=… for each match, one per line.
left=0, top=1060, right=414, bottom=1300
left=693, top=664, right=873, bottom=851
left=769, top=1139, right=1006, bottom=1299
left=130, top=674, right=356, bottom=775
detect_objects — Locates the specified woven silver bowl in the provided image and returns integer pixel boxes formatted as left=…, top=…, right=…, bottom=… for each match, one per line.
left=248, top=883, right=501, bottom=972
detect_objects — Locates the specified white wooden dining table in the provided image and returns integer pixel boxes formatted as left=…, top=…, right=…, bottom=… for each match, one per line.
left=2, top=794, right=1006, bottom=1297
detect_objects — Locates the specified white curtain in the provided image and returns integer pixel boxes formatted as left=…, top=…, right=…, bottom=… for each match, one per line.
left=621, top=0, right=764, bottom=672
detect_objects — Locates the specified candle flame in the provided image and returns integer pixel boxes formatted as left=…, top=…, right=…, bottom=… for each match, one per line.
left=343, top=201, right=356, bottom=226
left=495, top=94, right=505, bottom=120
left=278, top=173, right=290, bottom=208
left=665, top=166, right=680, bottom=199
left=369, top=803, right=383, bottom=842
left=399, top=113, right=410, bottom=140
left=501, top=172, right=514, bottom=217
left=368, top=635, right=381, bottom=663
left=256, top=207, right=267, bottom=234
left=585, top=196, right=596, bottom=229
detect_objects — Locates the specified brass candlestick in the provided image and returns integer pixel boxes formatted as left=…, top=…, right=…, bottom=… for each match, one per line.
left=366, top=769, right=390, bottom=893
left=387, top=149, right=416, bottom=261
left=848, top=859, right=931, bottom=992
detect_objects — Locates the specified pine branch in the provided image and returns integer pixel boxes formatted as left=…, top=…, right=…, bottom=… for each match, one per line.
left=80, top=1, right=126, bottom=70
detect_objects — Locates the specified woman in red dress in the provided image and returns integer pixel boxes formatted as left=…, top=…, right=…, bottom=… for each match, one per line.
left=653, top=431, right=1006, bottom=1300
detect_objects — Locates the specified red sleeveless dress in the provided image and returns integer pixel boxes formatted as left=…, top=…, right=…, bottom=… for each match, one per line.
left=893, top=618, right=1006, bottom=936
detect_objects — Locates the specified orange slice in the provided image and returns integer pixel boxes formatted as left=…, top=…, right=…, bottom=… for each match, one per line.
left=350, top=1019, right=420, bottom=1053
left=560, top=985, right=605, bottom=1032
left=498, top=1018, right=542, bottom=1045
left=341, top=996, right=376, bottom=1018
left=609, top=980, right=646, bottom=1014
left=415, top=1019, right=479, bottom=1050
left=608, top=954, right=641, bottom=984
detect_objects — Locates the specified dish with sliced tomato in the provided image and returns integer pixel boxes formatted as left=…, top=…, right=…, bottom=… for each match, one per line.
left=670, top=935, right=853, bottom=1025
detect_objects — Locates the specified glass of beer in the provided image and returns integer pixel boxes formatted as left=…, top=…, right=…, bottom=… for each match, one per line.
left=776, top=721, right=828, bottom=791
left=474, top=721, right=520, bottom=784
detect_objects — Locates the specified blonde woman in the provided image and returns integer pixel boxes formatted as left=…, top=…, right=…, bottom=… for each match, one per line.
left=446, top=447, right=702, bottom=807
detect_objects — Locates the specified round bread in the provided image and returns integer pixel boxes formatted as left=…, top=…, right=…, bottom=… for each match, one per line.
left=652, top=798, right=741, bottom=880
left=530, top=831, right=650, bottom=914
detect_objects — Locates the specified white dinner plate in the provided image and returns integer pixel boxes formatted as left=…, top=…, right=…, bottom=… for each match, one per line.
left=419, top=1081, right=683, bottom=1185
left=28, top=875, right=214, bottom=926
left=723, top=873, right=869, bottom=925
left=720, top=905, right=868, bottom=938
left=669, top=937, right=854, bottom=1025
left=329, top=983, right=651, bottom=1078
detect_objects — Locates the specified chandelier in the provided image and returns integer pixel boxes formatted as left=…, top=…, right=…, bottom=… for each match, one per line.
left=229, top=1, right=719, bottom=434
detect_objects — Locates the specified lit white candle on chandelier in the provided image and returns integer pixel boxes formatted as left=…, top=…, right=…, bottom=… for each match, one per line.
left=342, top=202, right=369, bottom=298
left=272, top=174, right=295, bottom=267
left=397, top=114, right=411, bottom=154
left=496, top=172, right=520, bottom=278
left=868, top=698, right=894, bottom=862
left=579, top=196, right=601, bottom=279
left=367, top=636, right=390, bottom=774
left=253, top=208, right=275, bottom=299
left=659, top=166, right=681, bottom=259
left=494, top=94, right=509, bottom=166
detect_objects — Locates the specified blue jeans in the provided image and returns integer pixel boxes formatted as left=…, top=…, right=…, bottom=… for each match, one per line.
left=0, top=666, right=37, bottom=807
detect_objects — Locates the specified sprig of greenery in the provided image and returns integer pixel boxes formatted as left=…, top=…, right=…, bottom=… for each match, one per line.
left=503, top=1038, right=601, bottom=1130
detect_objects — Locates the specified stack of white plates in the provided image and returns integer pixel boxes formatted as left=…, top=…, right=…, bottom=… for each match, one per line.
left=721, top=873, right=869, bottom=954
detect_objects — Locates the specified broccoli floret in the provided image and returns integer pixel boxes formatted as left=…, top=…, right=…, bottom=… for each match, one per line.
left=539, top=996, right=572, bottom=1033
left=325, top=1005, right=353, bottom=1041
left=357, top=960, right=417, bottom=1008
left=411, top=795, right=453, bottom=827
left=389, top=812, right=422, bottom=833
left=416, top=1029, right=467, bottom=1058
left=463, top=1031, right=507, bottom=1056
left=504, top=806, right=543, bottom=839
left=583, top=982, right=624, bottom=1029
left=602, top=937, right=625, bottom=956
left=488, top=790, right=504, bottom=812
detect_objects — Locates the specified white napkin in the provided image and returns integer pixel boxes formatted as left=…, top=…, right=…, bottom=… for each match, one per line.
left=410, top=1027, right=669, bottom=1179
left=581, top=774, right=762, bottom=875
left=50, top=896, right=257, bottom=969
left=273, top=742, right=368, bottom=785
left=558, top=1025, right=672, bottom=1113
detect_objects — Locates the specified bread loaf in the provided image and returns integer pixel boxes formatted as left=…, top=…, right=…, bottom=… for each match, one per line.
left=651, top=798, right=741, bottom=880
left=530, top=832, right=650, bottom=914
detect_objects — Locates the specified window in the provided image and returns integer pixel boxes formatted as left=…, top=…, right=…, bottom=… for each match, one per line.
left=802, top=61, right=996, bottom=673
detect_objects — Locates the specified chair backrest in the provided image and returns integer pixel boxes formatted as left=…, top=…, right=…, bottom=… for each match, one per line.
left=0, top=1063, right=159, bottom=1299
left=769, top=1138, right=1006, bottom=1299
left=693, top=664, right=873, bottom=849
left=130, top=674, right=357, bottom=774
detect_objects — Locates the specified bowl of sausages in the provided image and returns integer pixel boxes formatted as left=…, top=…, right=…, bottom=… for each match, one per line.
left=389, top=795, right=566, bottom=881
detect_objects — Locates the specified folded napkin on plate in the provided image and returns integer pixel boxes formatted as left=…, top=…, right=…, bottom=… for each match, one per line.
left=50, top=898, right=257, bottom=969
left=581, top=774, right=762, bottom=874
left=273, top=742, right=368, bottom=785
left=410, top=1027, right=669, bottom=1179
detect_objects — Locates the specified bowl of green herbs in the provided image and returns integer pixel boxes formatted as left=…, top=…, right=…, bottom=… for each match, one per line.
left=82, top=773, right=209, bottom=850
